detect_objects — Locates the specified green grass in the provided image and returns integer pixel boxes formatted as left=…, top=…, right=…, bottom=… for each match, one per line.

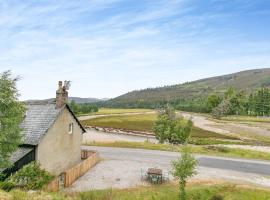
left=84, top=141, right=270, bottom=161
left=222, top=115, right=270, bottom=123
left=79, top=108, right=154, bottom=116
left=2, top=183, right=270, bottom=199
left=81, top=113, right=156, bottom=132
left=81, top=113, right=239, bottom=141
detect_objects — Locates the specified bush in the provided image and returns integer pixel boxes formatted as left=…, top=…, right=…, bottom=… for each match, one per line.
left=210, top=194, right=224, bottom=200
left=211, top=100, right=231, bottom=119
left=0, top=181, right=14, bottom=191
left=8, top=162, right=54, bottom=190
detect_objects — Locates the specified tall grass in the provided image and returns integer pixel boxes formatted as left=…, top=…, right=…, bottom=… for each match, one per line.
left=2, top=184, right=270, bottom=199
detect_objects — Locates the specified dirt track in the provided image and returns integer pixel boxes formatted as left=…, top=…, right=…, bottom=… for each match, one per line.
left=181, top=112, right=270, bottom=139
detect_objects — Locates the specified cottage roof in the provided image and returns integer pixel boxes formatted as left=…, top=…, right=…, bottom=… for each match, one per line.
left=9, top=147, right=33, bottom=164
left=21, top=102, right=85, bottom=146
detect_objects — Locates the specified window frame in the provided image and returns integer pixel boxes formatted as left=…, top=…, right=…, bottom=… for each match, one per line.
left=68, top=123, right=74, bottom=134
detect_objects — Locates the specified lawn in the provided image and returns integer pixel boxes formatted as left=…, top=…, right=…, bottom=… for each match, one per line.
left=2, top=183, right=270, bottom=200
left=81, top=113, right=239, bottom=141
left=84, top=141, right=270, bottom=161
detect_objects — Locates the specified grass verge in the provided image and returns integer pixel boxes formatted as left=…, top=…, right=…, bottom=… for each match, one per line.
left=2, top=183, right=270, bottom=199
left=84, top=141, right=270, bottom=161
left=222, top=115, right=270, bottom=123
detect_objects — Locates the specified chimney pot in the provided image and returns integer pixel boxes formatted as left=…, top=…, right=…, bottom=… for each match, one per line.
left=55, top=80, right=68, bottom=109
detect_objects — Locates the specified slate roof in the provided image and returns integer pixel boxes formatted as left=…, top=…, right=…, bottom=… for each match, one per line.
left=9, top=147, right=33, bottom=164
left=0, top=147, right=34, bottom=172
left=21, top=103, right=85, bottom=146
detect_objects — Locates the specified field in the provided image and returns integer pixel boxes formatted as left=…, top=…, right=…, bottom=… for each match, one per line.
left=2, top=183, right=270, bottom=200
left=81, top=113, right=239, bottom=141
left=79, top=108, right=153, bottom=116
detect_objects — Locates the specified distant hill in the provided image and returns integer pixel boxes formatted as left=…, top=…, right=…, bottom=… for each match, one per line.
left=25, top=97, right=107, bottom=104
left=68, top=97, right=108, bottom=104
left=105, top=68, right=270, bottom=107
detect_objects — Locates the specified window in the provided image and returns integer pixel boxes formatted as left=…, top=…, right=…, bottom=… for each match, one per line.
left=69, top=123, right=73, bottom=134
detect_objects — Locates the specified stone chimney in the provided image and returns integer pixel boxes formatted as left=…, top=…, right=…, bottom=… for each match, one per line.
left=55, top=81, right=68, bottom=109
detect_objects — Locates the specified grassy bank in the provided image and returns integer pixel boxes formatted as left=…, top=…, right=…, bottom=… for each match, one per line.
left=84, top=141, right=270, bottom=161
left=81, top=113, right=239, bottom=141
left=2, top=183, right=270, bottom=199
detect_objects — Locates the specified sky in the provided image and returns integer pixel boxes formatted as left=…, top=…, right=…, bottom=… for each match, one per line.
left=0, top=0, right=270, bottom=100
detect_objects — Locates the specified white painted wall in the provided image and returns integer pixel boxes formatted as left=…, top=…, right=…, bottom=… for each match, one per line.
left=36, top=108, right=83, bottom=175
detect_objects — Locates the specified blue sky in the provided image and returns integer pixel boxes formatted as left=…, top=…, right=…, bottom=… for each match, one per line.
left=0, top=0, right=269, bottom=100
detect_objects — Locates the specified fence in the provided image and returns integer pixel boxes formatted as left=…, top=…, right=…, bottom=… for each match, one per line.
left=81, top=149, right=96, bottom=159
left=65, top=151, right=98, bottom=187
left=45, top=150, right=98, bottom=191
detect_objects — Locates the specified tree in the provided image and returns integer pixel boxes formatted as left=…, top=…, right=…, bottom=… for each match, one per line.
left=153, top=113, right=171, bottom=143
left=171, top=118, right=193, bottom=144
left=69, top=101, right=99, bottom=115
left=211, top=99, right=231, bottom=119
left=69, top=100, right=79, bottom=114
left=172, top=145, right=197, bottom=200
left=154, top=104, right=193, bottom=144
left=224, top=87, right=236, bottom=99
left=0, top=71, right=25, bottom=169
left=206, top=94, right=222, bottom=112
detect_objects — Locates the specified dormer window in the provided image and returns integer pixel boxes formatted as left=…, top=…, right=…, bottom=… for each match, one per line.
left=69, top=123, right=73, bottom=134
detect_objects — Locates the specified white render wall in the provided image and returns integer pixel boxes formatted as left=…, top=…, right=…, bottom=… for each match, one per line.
left=36, top=108, right=83, bottom=175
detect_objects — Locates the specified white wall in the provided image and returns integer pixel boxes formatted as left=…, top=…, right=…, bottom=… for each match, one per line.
left=36, top=108, right=83, bottom=175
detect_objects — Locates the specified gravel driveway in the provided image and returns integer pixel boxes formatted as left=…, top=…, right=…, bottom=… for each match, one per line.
left=66, top=146, right=270, bottom=191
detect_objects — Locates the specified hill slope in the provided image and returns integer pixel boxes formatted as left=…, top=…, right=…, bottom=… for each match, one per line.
left=106, top=68, right=270, bottom=106
left=25, top=97, right=106, bottom=104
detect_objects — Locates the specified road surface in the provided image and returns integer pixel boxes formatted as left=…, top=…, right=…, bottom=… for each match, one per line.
left=66, top=146, right=270, bottom=191
left=83, top=146, right=270, bottom=176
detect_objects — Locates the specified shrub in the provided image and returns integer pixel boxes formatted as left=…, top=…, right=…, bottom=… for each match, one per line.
left=211, top=100, right=231, bottom=119
left=8, top=162, right=54, bottom=190
left=172, top=145, right=197, bottom=200
left=0, top=181, right=14, bottom=191
left=210, top=194, right=224, bottom=200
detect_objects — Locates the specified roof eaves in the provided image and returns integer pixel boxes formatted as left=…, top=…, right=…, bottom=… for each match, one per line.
left=65, top=104, right=86, bottom=133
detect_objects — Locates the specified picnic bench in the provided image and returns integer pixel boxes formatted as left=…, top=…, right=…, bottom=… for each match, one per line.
left=147, top=168, right=163, bottom=183
left=141, top=168, right=170, bottom=184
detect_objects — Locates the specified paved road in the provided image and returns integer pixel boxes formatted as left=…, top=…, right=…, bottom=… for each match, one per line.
left=82, top=146, right=270, bottom=176
left=66, top=146, right=270, bottom=190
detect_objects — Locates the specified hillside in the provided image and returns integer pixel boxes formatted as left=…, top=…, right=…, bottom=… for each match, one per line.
left=25, top=97, right=107, bottom=104
left=105, top=68, right=270, bottom=107
left=69, top=97, right=108, bottom=104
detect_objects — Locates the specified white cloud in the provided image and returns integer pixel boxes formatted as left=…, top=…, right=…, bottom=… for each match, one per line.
left=0, top=0, right=269, bottom=100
